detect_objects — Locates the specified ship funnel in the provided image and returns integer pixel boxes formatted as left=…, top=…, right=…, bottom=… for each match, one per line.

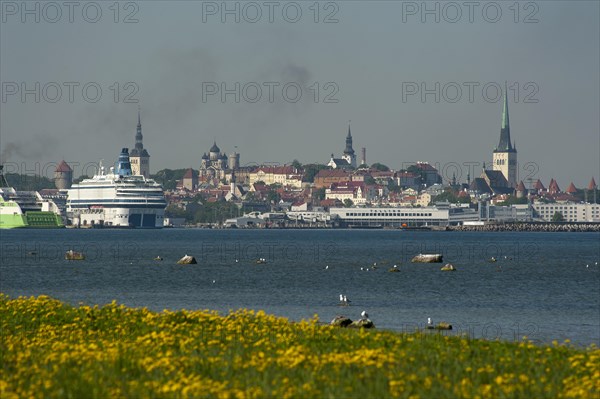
left=115, top=148, right=132, bottom=176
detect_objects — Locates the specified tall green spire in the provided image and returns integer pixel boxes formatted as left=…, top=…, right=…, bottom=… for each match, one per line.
left=501, top=85, right=509, bottom=130
left=495, top=83, right=515, bottom=152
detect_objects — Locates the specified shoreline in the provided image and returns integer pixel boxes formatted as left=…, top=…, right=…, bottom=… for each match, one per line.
left=2, top=294, right=598, bottom=398
left=6, top=222, right=600, bottom=232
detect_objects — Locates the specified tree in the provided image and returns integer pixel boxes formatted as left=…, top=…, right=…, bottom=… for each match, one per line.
left=370, top=163, right=390, bottom=172
left=266, top=189, right=280, bottom=204
left=364, top=176, right=376, bottom=185
left=151, top=168, right=187, bottom=190
left=164, top=204, right=186, bottom=219
left=302, top=164, right=328, bottom=183
left=343, top=199, right=354, bottom=207
left=291, top=159, right=302, bottom=170
left=313, top=187, right=326, bottom=201
left=406, top=165, right=426, bottom=184
left=551, top=211, right=564, bottom=222
left=358, top=163, right=369, bottom=169
left=6, top=173, right=56, bottom=191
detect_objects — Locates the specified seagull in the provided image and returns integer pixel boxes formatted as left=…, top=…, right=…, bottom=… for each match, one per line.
left=339, top=294, right=344, bottom=303
left=361, top=310, right=368, bottom=319
left=427, top=317, right=433, bottom=326
left=361, top=267, right=364, bottom=271
left=235, top=259, right=239, bottom=263
left=212, top=280, right=216, bottom=284
left=586, top=264, right=589, bottom=269
left=393, top=264, right=398, bottom=269
left=344, top=295, right=350, bottom=304
left=325, top=265, right=329, bottom=270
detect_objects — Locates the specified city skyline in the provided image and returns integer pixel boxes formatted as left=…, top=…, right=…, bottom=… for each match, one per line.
left=1, top=1, right=598, bottom=187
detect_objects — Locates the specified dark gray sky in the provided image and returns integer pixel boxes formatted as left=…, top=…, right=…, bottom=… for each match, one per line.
left=1, top=1, right=598, bottom=188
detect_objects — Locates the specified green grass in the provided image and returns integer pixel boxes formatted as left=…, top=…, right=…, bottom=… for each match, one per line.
left=1, top=294, right=598, bottom=398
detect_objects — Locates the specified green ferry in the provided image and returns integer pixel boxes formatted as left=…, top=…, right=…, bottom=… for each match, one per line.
left=0, top=199, right=28, bottom=229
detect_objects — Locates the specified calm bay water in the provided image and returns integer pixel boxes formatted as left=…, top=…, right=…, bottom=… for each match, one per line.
left=1, top=229, right=599, bottom=346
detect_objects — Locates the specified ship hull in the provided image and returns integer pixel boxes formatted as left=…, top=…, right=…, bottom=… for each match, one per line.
left=0, top=200, right=29, bottom=229
left=72, top=207, right=165, bottom=228
left=0, top=213, right=28, bottom=229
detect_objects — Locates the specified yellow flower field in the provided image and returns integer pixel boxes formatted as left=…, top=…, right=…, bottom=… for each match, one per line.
left=1, top=294, right=598, bottom=398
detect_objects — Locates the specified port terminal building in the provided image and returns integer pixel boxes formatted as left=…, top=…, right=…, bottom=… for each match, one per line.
left=329, top=205, right=479, bottom=228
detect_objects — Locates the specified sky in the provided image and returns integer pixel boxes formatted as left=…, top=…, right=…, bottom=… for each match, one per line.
left=1, top=1, right=599, bottom=188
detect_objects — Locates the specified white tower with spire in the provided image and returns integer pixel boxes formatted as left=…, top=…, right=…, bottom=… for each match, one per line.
left=130, top=109, right=150, bottom=178
left=492, top=86, right=517, bottom=188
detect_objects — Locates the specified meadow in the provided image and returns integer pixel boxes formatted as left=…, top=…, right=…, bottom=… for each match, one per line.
left=1, top=294, right=598, bottom=398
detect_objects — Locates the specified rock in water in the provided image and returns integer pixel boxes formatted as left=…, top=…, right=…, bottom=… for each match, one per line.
left=177, top=255, right=197, bottom=265
left=436, top=322, right=452, bottom=330
left=348, top=318, right=375, bottom=329
left=330, top=316, right=353, bottom=327
left=65, top=250, right=85, bottom=260
left=411, top=254, right=443, bottom=263
left=440, top=263, right=456, bottom=271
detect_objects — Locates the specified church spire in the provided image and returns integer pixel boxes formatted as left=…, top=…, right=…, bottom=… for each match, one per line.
left=496, top=84, right=515, bottom=152
left=344, top=121, right=355, bottom=155
left=135, top=108, right=143, bottom=151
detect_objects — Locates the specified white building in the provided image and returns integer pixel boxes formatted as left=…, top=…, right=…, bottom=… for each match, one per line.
left=329, top=206, right=479, bottom=227
left=248, top=166, right=303, bottom=188
left=533, top=202, right=600, bottom=222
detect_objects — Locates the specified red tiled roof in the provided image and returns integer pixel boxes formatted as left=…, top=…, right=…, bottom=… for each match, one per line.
left=565, top=182, right=578, bottom=194
left=55, top=160, right=72, bottom=172
left=548, top=178, right=560, bottom=193
left=315, top=169, right=351, bottom=178
left=320, top=199, right=342, bottom=207
left=588, top=177, right=597, bottom=190
left=415, top=162, right=438, bottom=172
left=534, top=179, right=546, bottom=190
left=183, top=168, right=197, bottom=179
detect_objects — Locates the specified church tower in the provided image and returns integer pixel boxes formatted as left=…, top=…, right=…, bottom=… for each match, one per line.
left=130, top=109, right=150, bottom=178
left=492, top=87, right=517, bottom=188
left=342, top=122, right=357, bottom=168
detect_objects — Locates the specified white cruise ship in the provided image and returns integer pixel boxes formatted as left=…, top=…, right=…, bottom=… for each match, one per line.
left=66, top=148, right=166, bottom=228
